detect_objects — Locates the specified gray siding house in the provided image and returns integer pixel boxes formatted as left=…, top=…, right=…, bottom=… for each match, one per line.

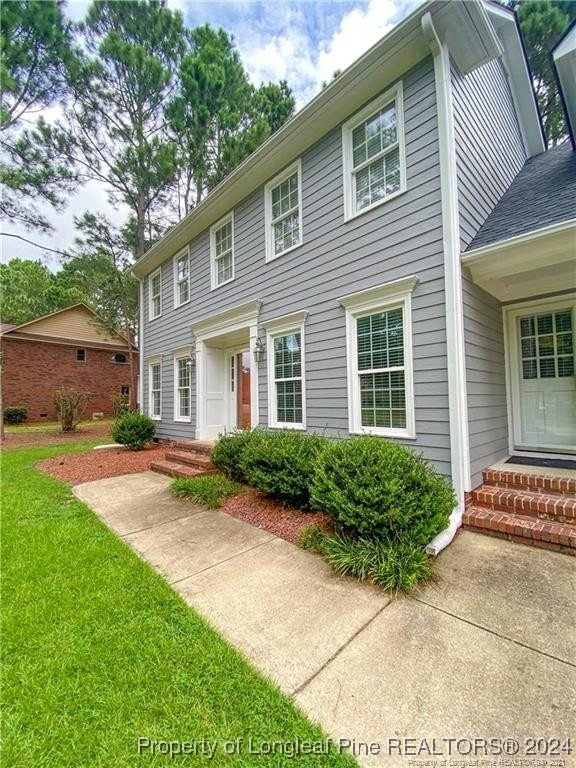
left=133, top=0, right=576, bottom=552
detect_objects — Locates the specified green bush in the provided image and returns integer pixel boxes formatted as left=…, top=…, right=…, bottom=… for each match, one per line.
left=240, top=429, right=327, bottom=509
left=111, top=412, right=155, bottom=450
left=3, top=406, right=27, bottom=425
left=297, top=524, right=327, bottom=553
left=211, top=429, right=264, bottom=482
left=171, top=475, right=241, bottom=509
left=311, top=436, right=455, bottom=546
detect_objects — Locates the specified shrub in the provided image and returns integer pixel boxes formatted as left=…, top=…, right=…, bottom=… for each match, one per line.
left=110, top=391, right=131, bottom=418
left=3, top=406, right=27, bottom=425
left=297, top=524, right=326, bottom=553
left=240, top=430, right=327, bottom=509
left=211, top=429, right=264, bottom=482
left=311, top=436, right=455, bottom=546
left=111, top=412, right=155, bottom=450
left=53, top=387, right=92, bottom=432
left=171, top=475, right=241, bottom=509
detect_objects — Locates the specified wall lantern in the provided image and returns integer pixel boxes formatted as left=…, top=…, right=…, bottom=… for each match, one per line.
left=186, top=356, right=196, bottom=369
left=253, top=338, right=266, bottom=364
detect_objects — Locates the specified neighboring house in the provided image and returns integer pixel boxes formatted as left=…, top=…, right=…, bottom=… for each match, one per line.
left=132, top=0, right=575, bottom=551
left=0, top=304, right=138, bottom=422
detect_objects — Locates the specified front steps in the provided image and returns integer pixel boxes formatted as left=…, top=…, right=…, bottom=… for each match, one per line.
left=463, top=467, right=576, bottom=555
left=150, top=440, right=217, bottom=480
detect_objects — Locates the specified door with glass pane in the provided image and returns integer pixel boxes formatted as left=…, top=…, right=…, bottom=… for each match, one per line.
left=516, top=305, right=576, bottom=450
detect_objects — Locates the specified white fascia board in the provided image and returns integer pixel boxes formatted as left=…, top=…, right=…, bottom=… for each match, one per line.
left=191, top=300, right=262, bottom=341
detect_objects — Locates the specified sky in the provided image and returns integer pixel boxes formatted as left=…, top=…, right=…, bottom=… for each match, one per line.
left=1, top=0, right=418, bottom=270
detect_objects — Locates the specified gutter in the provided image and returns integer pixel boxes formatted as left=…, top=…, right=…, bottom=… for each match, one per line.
left=421, top=13, right=470, bottom=556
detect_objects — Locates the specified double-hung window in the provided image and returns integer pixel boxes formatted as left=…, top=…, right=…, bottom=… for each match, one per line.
left=265, top=160, right=303, bottom=261
left=342, top=83, right=405, bottom=220
left=148, top=359, right=162, bottom=420
left=341, top=276, right=416, bottom=439
left=174, top=250, right=190, bottom=307
left=149, top=269, right=162, bottom=320
left=174, top=352, right=191, bottom=421
left=210, top=214, right=234, bottom=289
left=265, top=311, right=307, bottom=429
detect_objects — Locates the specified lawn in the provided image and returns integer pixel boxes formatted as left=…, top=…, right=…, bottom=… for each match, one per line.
left=1, top=443, right=356, bottom=767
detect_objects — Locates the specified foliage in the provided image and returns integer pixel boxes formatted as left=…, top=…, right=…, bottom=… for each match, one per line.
left=311, top=437, right=455, bottom=546
left=3, top=405, right=27, bottom=425
left=297, top=524, right=327, bottom=553
left=110, top=391, right=131, bottom=418
left=53, top=386, right=92, bottom=432
left=171, top=474, right=241, bottom=509
left=240, top=430, right=327, bottom=510
left=211, top=428, right=264, bottom=483
left=111, top=411, right=155, bottom=451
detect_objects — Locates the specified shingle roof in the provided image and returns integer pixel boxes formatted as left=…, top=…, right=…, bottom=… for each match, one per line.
left=467, top=143, right=576, bottom=251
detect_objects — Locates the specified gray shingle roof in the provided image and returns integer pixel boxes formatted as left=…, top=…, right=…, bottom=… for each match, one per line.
left=467, top=143, right=576, bottom=251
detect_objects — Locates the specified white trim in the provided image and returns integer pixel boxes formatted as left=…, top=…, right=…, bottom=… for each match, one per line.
left=342, top=82, right=407, bottom=222
left=173, top=347, right=192, bottom=423
left=266, top=315, right=307, bottom=430
left=342, top=278, right=416, bottom=440
left=173, top=248, right=191, bottom=309
left=192, top=300, right=262, bottom=342
left=210, top=212, right=235, bottom=290
left=138, top=280, right=144, bottom=411
left=147, top=356, right=162, bottom=421
left=463, top=219, right=576, bottom=262
left=148, top=268, right=162, bottom=321
left=264, top=159, right=303, bottom=262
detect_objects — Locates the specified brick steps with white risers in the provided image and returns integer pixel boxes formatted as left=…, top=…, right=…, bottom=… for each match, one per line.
left=151, top=440, right=217, bottom=480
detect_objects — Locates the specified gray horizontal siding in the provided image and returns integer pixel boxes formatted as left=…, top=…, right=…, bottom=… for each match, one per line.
left=142, top=56, right=452, bottom=477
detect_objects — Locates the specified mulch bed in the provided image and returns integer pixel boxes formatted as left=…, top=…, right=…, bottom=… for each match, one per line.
left=37, top=444, right=168, bottom=485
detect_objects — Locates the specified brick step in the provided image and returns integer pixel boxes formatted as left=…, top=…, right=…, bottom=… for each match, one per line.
left=150, top=460, right=213, bottom=479
left=463, top=507, right=576, bottom=556
left=165, top=450, right=215, bottom=470
left=470, top=486, right=576, bottom=523
left=172, top=440, right=214, bottom=456
left=482, top=468, right=576, bottom=498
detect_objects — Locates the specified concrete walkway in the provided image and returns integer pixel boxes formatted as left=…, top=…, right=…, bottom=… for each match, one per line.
left=74, top=472, right=576, bottom=767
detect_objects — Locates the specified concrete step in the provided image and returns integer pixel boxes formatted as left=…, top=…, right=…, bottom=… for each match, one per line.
left=150, top=461, right=213, bottom=480
left=172, top=440, right=214, bottom=456
left=482, top=468, right=576, bottom=498
left=463, top=507, right=576, bottom=556
left=165, top=450, right=215, bottom=471
left=470, top=486, right=576, bottom=524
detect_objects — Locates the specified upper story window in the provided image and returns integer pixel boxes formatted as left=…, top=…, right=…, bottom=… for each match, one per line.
left=149, top=268, right=162, bottom=320
left=264, top=160, right=303, bottom=262
left=210, top=214, right=234, bottom=289
left=342, top=83, right=406, bottom=220
left=76, top=348, right=86, bottom=362
left=174, top=249, right=190, bottom=307
left=112, top=352, right=127, bottom=364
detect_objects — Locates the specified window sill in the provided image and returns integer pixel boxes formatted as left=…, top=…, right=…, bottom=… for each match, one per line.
left=210, top=276, right=235, bottom=291
left=265, top=240, right=303, bottom=264
left=174, top=417, right=192, bottom=423
left=350, top=426, right=416, bottom=440
left=174, top=298, right=191, bottom=310
left=344, top=187, right=407, bottom=223
left=149, top=313, right=162, bottom=322
left=150, top=415, right=162, bottom=421
left=269, top=422, right=306, bottom=431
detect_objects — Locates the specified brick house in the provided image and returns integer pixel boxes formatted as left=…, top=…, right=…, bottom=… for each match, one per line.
left=0, top=304, right=138, bottom=422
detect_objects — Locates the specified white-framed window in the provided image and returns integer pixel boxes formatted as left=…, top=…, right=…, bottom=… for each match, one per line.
left=340, top=276, right=417, bottom=439
left=148, top=358, right=162, bottom=420
left=264, top=311, right=307, bottom=429
left=264, top=159, right=303, bottom=262
left=149, top=268, right=162, bottom=320
left=342, top=82, right=406, bottom=220
left=210, top=214, right=235, bottom=289
left=174, top=249, right=190, bottom=307
left=174, top=351, right=192, bottom=422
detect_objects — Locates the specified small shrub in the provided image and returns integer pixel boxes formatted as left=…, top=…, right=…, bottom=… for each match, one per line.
left=111, top=391, right=131, bottom=418
left=111, top=412, right=155, bottom=450
left=297, top=524, right=326, bottom=553
left=240, top=430, right=327, bottom=509
left=171, top=475, right=241, bottom=509
left=311, top=436, right=455, bottom=546
left=3, top=406, right=27, bottom=425
left=211, top=429, right=264, bottom=482
left=53, top=387, right=92, bottom=432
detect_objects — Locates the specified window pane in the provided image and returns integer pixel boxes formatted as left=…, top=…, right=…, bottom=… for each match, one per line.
left=177, top=255, right=189, bottom=280
left=179, top=388, right=190, bottom=417
left=520, top=316, right=535, bottom=338
left=151, top=273, right=160, bottom=296
left=274, top=333, right=301, bottom=378
left=274, top=211, right=300, bottom=255
left=178, top=359, right=190, bottom=388
left=179, top=279, right=189, bottom=304
left=359, top=371, right=406, bottom=429
left=539, top=358, right=556, bottom=378
left=352, top=103, right=397, bottom=170
left=151, top=364, right=161, bottom=390
left=522, top=360, right=537, bottom=380
left=215, top=221, right=232, bottom=257
left=537, top=314, right=553, bottom=335
left=217, top=252, right=233, bottom=284
left=356, top=309, right=404, bottom=371
left=276, top=380, right=302, bottom=424
left=558, top=357, right=574, bottom=377
left=555, top=311, right=572, bottom=333
left=271, top=173, right=299, bottom=220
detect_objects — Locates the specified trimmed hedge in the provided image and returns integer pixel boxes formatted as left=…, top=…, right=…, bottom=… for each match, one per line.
left=211, top=429, right=264, bottom=483
left=311, top=436, right=455, bottom=546
left=3, top=406, right=27, bottom=425
left=111, top=412, right=155, bottom=451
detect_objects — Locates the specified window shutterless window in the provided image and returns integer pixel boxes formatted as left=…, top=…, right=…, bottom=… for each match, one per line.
left=76, top=348, right=86, bottom=362
left=149, top=269, right=162, bottom=319
left=342, top=83, right=405, bottom=220
left=264, top=160, right=303, bottom=261
left=210, top=214, right=235, bottom=289
left=174, top=355, right=191, bottom=421
left=264, top=311, right=308, bottom=430
left=174, top=250, right=190, bottom=307
left=149, top=360, right=161, bottom=419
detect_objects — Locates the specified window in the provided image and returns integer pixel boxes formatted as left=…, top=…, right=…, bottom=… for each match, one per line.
left=149, top=269, right=162, bottom=319
left=120, top=386, right=130, bottom=397
left=112, top=352, right=127, bottom=364
left=342, top=83, right=405, bottom=220
left=148, top=360, right=161, bottom=420
left=265, top=160, right=303, bottom=261
left=174, top=354, right=191, bottom=421
left=174, top=249, right=190, bottom=307
left=265, top=311, right=307, bottom=429
left=519, top=310, right=574, bottom=379
left=341, top=276, right=417, bottom=438
left=76, top=348, right=86, bottom=362
left=210, top=214, right=234, bottom=289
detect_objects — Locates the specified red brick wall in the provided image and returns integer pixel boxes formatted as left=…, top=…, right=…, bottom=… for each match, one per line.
left=1, top=338, right=138, bottom=422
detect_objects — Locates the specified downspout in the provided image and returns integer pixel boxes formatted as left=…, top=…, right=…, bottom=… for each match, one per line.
left=138, top=279, right=144, bottom=413
left=421, top=13, right=471, bottom=556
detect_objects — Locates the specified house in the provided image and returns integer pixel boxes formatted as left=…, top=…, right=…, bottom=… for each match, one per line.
left=0, top=304, right=138, bottom=422
left=132, top=0, right=576, bottom=554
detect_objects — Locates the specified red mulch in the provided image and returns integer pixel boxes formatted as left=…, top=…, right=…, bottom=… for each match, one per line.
left=222, top=488, right=333, bottom=544
left=37, top=444, right=168, bottom=485
left=1, top=422, right=112, bottom=449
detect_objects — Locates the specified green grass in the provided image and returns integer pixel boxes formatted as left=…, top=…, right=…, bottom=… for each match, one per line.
left=4, top=419, right=114, bottom=435
left=171, top=474, right=241, bottom=509
left=1, top=444, right=357, bottom=767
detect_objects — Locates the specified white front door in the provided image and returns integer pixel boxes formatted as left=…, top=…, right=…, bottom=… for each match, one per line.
left=509, top=299, right=576, bottom=452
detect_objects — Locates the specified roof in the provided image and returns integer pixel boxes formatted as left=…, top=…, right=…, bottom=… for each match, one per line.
left=0, top=323, right=15, bottom=334
left=467, top=143, right=576, bottom=251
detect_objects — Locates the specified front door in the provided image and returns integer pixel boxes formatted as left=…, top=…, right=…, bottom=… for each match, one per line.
left=236, top=351, right=251, bottom=429
left=512, top=301, right=576, bottom=452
